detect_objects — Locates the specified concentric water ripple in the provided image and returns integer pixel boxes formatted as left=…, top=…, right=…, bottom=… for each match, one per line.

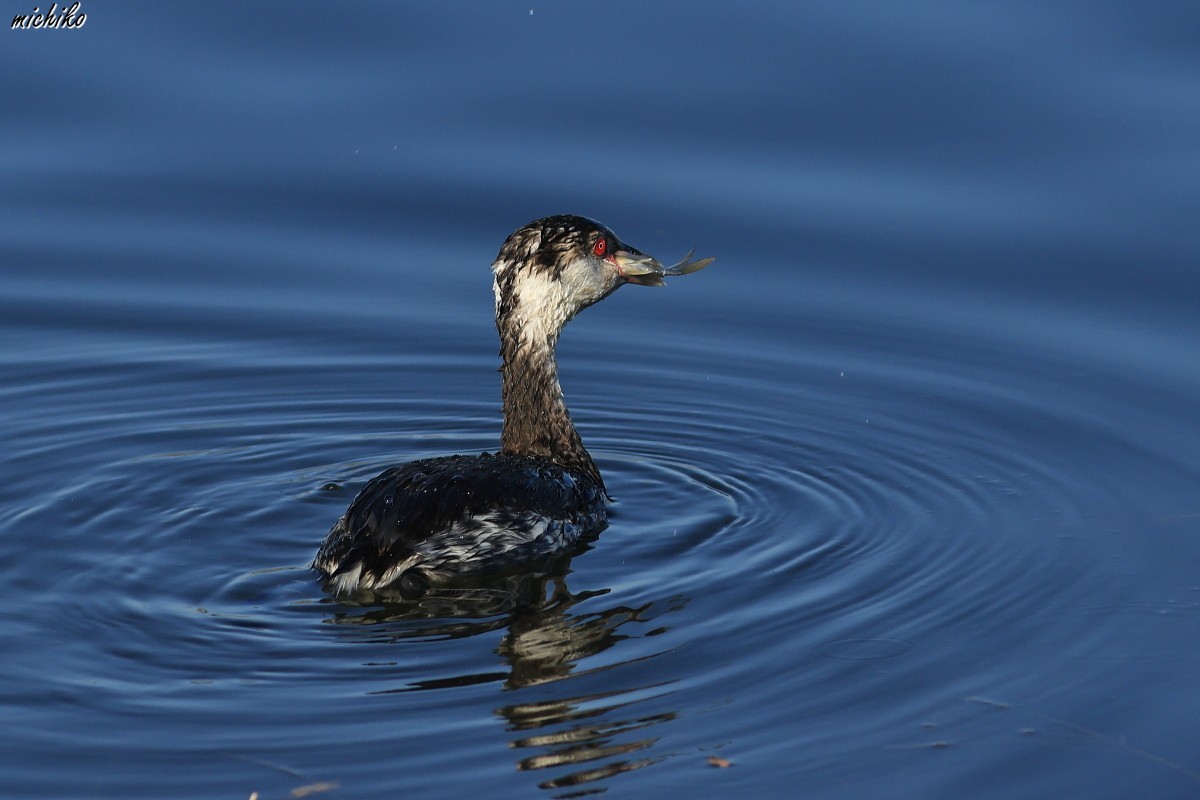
left=2, top=290, right=1198, bottom=798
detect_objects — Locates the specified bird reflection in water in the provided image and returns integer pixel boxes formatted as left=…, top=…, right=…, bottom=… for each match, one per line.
left=321, top=564, right=687, bottom=793
left=502, top=685, right=677, bottom=793
left=496, top=586, right=681, bottom=793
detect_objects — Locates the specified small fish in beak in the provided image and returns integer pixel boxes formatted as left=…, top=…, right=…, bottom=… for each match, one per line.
left=614, top=247, right=714, bottom=286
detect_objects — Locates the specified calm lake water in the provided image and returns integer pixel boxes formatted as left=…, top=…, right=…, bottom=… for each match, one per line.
left=3, top=2, right=1199, bottom=798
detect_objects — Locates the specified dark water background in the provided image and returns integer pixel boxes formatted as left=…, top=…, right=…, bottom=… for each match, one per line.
left=3, top=2, right=1199, bottom=798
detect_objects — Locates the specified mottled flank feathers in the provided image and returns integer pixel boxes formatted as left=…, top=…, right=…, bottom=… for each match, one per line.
left=314, top=452, right=606, bottom=596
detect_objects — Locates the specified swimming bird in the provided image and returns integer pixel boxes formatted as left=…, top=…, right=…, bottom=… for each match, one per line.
left=314, top=215, right=711, bottom=597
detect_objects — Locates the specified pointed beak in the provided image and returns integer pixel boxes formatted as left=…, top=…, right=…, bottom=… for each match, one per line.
left=612, top=247, right=667, bottom=287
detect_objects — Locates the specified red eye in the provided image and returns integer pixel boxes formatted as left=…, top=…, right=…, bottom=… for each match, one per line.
left=593, top=238, right=607, bottom=257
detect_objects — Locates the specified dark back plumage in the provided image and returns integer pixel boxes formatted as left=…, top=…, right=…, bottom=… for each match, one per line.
left=342, top=453, right=602, bottom=548
left=316, top=452, right=606, bottom=594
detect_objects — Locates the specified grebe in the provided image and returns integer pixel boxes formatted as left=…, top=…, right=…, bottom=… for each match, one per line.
left=314, top=215, right=711, bottom=597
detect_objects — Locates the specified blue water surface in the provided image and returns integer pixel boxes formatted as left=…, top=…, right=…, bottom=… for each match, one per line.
left=2, top=2, right=1199, bottom=798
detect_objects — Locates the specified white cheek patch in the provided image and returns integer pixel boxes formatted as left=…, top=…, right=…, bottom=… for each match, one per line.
left=495, top=254, right=617, bottom=343
left=514, top=269, right=572, bottom=339
left=562, top=260, right=618, bottom=308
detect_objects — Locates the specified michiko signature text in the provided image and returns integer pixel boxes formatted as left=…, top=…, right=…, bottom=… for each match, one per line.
left=12, top=2, right=86, bottom=29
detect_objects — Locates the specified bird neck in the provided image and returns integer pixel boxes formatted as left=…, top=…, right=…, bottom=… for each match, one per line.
left=497, top=314, right=603, bottom=488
